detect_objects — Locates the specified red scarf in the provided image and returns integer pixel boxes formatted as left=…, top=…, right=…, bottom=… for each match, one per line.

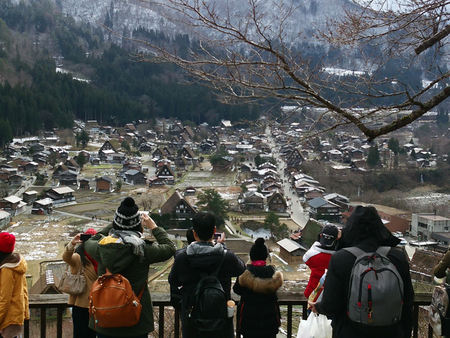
left=251, top=260, right=266, bottom=266
left=85, top=251, right=98, bottom=273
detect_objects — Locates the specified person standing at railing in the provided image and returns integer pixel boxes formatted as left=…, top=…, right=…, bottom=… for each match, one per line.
left=302, top=224, right=339, bottom=300
left=233, top=237, right=283, bottom=338
left=84, top=197, right=176, bottom=338
left=0, top=232, right=29, bottom=338
left=169, top=212, right=246, bottom=338
left=309, top=205, right=414, bottom=338
left=62, top=228, right=98, bottom=338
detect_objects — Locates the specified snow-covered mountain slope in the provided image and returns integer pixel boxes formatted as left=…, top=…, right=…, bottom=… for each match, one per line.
left=56, top=0, right=354, bottom=42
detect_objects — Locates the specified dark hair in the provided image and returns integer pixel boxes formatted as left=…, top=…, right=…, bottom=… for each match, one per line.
left=75, top=242, right=90, bottom=267
left=0, top=252, right=10, bottom=265
left=192, top=212, right=216, bottom=241
left=186, top=227, right=195, bottom=245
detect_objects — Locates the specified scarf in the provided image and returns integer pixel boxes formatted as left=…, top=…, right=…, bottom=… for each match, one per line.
left=251, top=260, right=266, bottom=266
left=85, top=251, right=98, bottom=273
left=109, top=228, right=146, bottom=262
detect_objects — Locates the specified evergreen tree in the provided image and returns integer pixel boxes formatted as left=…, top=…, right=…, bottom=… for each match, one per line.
left=76, top=130, right=89, bottom=148
left=0, top=119, right=12, bottom=147
left=196, top=189, right=229, bottom=226
left=75, top=153, right=88, bottom=169
left=367, top=145, right=380, bottom=168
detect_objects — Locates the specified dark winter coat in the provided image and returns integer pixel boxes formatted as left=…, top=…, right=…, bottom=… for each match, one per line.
left=315, top=206, right=414, bottom=338
left=233, top=265, right=283, bottom=338
left=168, top=241, right=246, bottom=338
left=84, top=224, right=176, bottom=337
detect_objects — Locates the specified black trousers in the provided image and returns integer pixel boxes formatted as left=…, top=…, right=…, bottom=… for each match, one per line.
left=72, top=305, right=96, bottom=338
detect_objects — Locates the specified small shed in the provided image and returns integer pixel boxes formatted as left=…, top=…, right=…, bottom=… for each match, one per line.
left=277, top=238, right=307, bottom=263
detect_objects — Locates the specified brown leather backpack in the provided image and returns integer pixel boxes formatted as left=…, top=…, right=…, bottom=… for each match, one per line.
left=89, top=270, right=145, bottom=329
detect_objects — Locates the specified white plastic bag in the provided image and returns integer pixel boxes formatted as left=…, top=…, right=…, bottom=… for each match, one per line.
left=297, top=312, right=332, bottom=338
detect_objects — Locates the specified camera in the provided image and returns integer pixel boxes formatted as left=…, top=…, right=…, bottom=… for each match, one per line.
left=213, top=233, right=222, bottom=240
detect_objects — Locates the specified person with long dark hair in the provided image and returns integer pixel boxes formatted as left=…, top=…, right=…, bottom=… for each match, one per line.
left=63, top=228, right=98, bottom=338
left=0, top=232, right=29, bottom=338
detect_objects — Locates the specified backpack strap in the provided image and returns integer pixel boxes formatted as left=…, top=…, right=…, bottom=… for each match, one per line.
left=212, top=249, right=227, bottom=277
left=344, top=246, right=392, bottom=257
left=376, top=246, right=391, bottom=256
left=199, top=249, right=227, bottom=278
left=343, top=247, right=365, bottom=257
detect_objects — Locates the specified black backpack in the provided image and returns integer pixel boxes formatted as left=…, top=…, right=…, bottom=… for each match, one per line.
left=187, top=250, right=229, bottom=337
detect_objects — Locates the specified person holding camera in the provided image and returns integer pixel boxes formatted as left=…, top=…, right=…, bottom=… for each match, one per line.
left=169, top=212, right=245, bottom=338
left=62, top=228, right=98, bottom=338
left=84, top=197, right=176, bottom=338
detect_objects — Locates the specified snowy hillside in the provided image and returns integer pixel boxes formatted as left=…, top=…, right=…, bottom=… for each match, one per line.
left=55, top=0, right=354, bottom=42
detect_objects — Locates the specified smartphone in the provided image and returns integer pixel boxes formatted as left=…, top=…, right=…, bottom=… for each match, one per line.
left=80, top=234, right=93, bottom=241
left=213, top=233, right=222, bottom=240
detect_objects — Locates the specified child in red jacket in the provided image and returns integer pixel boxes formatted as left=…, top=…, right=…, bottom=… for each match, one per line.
left=303, top=225, right=339, bottom=298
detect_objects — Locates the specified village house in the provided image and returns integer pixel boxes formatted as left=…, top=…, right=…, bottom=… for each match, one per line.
left=95, top=176, right=112, bottom=192
left=308, top=197, right=341, bottom=223
left=276, top=238, right=307, bottom=264
left=0, top=195, right=27, bottom=216
left=9, top=174, right=23, bottom=186
left=179, top=146, right=197, bottom=164
left=23, top=161, right=39, bottom=174
left=46, top=187, right=75, bottom=205
left=99, top=140, right=117, bottom=153
left=324, top=193, right=350, bottom=211
left=184, top=186, right=196, bottom=195
left=212, top=156, right=234, bottom=171
left=267, top=191, right=287, bottom=212
left=160, top=190, right=197, bottom=220
left=64, top=158, right=79, bottom=172
left=156, top=163, right=176, bottom=184
left=0, top=170, right=10, bottom=182
left=124, top=169, right=147, bottom=185
left=59, top=170, right=78, bottom=186
left=52, top=163, right=69, bottom=179
left=23, top=190, right=38, bottom=205
left=411, top=213, right=450, bottom=241
left=32, top=198, right=53, bottom=215
left=79, top=178, right=90, bottom=190
left=0, top=209, right=12, bottom=230
left=239, top=191, right=265, bottom=211
left=148, top=176, right=165, bottom=186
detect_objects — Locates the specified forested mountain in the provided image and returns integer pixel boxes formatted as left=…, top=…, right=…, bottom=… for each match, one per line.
left=0, top=0, right=260, bottom=145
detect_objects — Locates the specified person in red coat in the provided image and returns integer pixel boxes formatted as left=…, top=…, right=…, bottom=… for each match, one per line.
left=303, top=224, right=339, bottom=298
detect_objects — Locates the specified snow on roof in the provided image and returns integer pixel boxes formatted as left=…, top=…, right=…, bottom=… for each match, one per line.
left=277, top=238, right=307, bottom=252
left=3, top=195, right=22, bottom=203
left=0, top=209, right=10, bottom=219
left=51, top=187, right=75, bottom=194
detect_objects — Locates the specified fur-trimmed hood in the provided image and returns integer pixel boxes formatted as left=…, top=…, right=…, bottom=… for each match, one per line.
left=238, top=269, right=283, bottom=294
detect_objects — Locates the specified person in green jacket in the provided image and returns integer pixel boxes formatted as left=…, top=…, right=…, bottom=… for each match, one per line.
left=84, top=197, right=176, bottom=338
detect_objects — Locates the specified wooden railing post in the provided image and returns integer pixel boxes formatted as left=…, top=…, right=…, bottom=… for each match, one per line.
left=26, top=292, right=432, bottom=338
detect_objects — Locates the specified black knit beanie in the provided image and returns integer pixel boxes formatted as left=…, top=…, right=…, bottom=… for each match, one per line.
left=250, top=237, right=268, bottom=261
left=113, top=197, right=141, bottom=232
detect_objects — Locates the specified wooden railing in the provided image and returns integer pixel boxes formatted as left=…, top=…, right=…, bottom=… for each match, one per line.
left=26, top=292, right=433, bottom=338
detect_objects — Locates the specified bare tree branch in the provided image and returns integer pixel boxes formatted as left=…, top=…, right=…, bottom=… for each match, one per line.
left=104, top=0, right=450, bottom=141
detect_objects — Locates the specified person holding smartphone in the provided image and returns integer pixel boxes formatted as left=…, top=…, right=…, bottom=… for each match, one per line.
left=62, top=228, right=98, bottom=338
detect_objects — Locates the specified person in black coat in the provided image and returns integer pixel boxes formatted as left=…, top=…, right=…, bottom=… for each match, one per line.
left=309, top=205, right=414, bottom=338
left=168, top=213, right=246, bottom=338
left=233, top=237, right=283, bottom=338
